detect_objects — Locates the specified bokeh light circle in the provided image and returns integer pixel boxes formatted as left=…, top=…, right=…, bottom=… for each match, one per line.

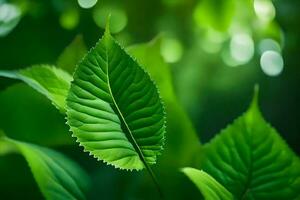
left=260, top=50, right=284, bottom=76
left=229, top=33, right=254, bottom=65
left=93, top=6, right=127, bottom=33
left=160, top=38, right=183, bottom=63
left=78, top=0, right=98, bottom=9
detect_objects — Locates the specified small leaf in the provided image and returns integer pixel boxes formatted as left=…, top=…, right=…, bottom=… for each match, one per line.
left=181, top=167, right=233, bottom=200
left=0, top=3, right=21, bottom=37
left=0, top=135, right=90, bottom=200
left=57, top=35, right=88, bottom=74
left=0, top=65, right=72, bottom=112
left=200, top=87, right=300, bottom=199
left=66, top=26, right=166, bottom=170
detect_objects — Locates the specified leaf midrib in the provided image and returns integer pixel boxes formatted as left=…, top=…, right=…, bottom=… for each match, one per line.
left=104, top=43, right=149, bottom=169
left=239, top=117, right=254, bottom=200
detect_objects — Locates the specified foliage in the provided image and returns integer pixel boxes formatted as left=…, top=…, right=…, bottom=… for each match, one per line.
left=181, top=167, right=233, bottom=200
left=0, top=131, right=90, bottom=200
left=66, top=25, right=166, bottom=171
left=0, top=1, right=300, bottom=199
left=182, top=88, right=300, bottom=199
left=0, top=65, right=72, bottom=112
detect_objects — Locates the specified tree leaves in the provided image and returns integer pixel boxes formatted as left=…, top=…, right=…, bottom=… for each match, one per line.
left=0, top=65, right=72, bottom=112
left=0, top=133, right=90, bottom=200
left=199, top=88, right=300, bottom=199
left=181, top=167, right=233, bottom=200
left=66, top=26, right=166, bottom=170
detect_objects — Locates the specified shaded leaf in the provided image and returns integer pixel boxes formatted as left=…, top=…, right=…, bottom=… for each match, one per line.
left=57, top=35, right=88, bottom=74
left=200, top=87, right=300, bottom=199
left=0, top=65, right=72, bottom=112
left=182, top=167, right=233, bottom=200
left=0, top=84, right=73, bottom=146
left=0, top=134, right=90, bottom=200
left=66, top=26, right=166, bottom=170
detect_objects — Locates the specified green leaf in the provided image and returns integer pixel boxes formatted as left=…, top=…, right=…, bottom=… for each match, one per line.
left=57, top=35, right=88, bottom=74
left=0, top=65, right=72, bottom=112
left=200, top=87, right=300, bottom=199
left=0, top=134, right=90, bottom=200
left=66, top=26, right=166, bottom=170
left=0, top=84, right=73, bottom=146
left=0, top=3, right=21, bottom=37
left=181, top=167, right=233, bottom=200
left=127, top=38, right=200, bottom=167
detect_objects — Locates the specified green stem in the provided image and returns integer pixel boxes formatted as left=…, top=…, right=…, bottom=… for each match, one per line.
left=145, top=165, right=164, bottom=199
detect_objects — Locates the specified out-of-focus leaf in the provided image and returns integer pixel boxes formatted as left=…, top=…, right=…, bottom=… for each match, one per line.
left=0, top=134, right=90, bottom=200
left=181, top=167, right=233, bottom=200
left=200, top=87, right=300, bottom=199
left=66, top=26, right=166, bottom=170
left=0, top=130, right=15, bottom=155
left=128, top=37, right=200, bottom=167
left=0, top=3, right=21, bottom=37
left=0, top=65, right=72, bottom=112
left=193, top=0, right=235, bottom=31
left=0, top=84, right=72, bottom=146
left=57, top=35, right=87, bottom=74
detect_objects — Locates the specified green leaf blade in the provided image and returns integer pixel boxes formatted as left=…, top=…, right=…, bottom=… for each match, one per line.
left=57, top=35, right=88, bottom=74
left=201, top=90, right=300, bottom=199
left=127, top=37, right=201, bottom=167
left=0, top=135, right=90, bottom=200
left=66, top=31, right=166, bottom=170
left=182, top=167, right=233, bottom=200
left=0, top=65, right=72, bottom=112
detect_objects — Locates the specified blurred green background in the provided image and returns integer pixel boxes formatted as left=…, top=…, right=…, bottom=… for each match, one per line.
left=0, top=0, right=299, bottom=199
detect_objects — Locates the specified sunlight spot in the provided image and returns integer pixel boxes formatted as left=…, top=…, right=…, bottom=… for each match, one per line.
left=254, top=0, right=275, bottom=22
left=93, top=6, right=127, bottom=33
left=258, top=38, right=281, bottom=54
left=78, top=0, right=98, bottom=9
left=0, top=3, right=21, bottom=36
left=161, top=38, right=183, bottom=63
left=201, top=30, right=227, bottom=53
left=59, top=9, right=79, bottom=30
left=230, top=33, right=254, bottom=65
left=260, top=50, right=284, bottom=76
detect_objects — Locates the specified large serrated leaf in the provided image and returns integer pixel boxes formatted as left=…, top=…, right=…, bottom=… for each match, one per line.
left=200, top=88, right=300, bottom=199
left=128, top=38, right=200, bottom=167
left=0, top=65, right=72, bottom=112
left=66, top=27, right=166, bottom=170
left=182, top=167, right=233, bottom=200
left=0, top=132, right=90, bottom=200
